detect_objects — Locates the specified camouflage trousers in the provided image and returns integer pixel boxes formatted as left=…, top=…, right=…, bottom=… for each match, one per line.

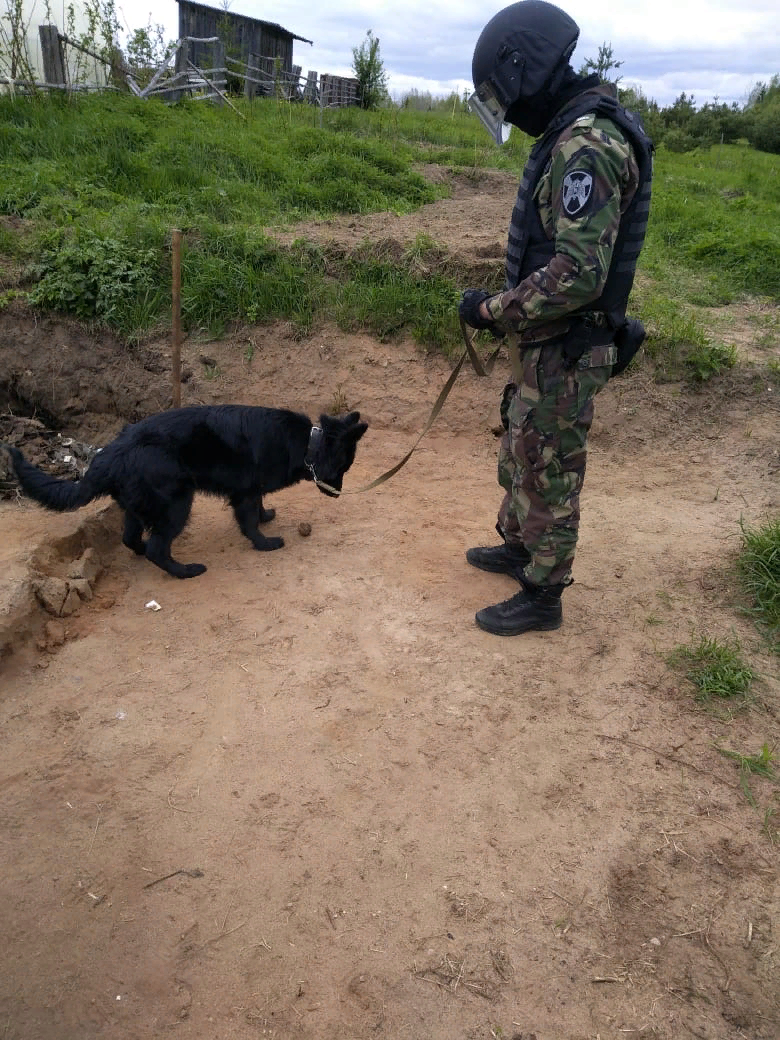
left=497, top=340, right=612, bottom=587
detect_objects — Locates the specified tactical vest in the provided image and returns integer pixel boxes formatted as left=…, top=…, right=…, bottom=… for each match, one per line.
left=505, top=90, right=654, bottom=336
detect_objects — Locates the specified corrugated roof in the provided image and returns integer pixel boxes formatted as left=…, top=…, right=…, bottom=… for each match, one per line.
left=175, top=0, right=313, bottom=45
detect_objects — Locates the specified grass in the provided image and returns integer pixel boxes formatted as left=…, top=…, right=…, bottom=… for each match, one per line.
left=716, top=743, right=777, bottom=807
left=668, top=636, right=754, bottom=704
left=738, top=517, right=780, bottom=649
left=0, top=92, right=778, bottom=361
left=642, top=145, right=780, bottom=303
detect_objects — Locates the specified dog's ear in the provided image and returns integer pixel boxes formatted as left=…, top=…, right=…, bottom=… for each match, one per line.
left=320, top=413, right=367, bottom=441
left=321, top=410, right=361, bottom=427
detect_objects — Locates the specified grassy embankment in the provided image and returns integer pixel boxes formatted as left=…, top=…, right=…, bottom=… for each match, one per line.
left=0, top=93, right=778, bottom=368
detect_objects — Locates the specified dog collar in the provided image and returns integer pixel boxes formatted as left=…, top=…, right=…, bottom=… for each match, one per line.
left=304, top=425, right=323, bottom=477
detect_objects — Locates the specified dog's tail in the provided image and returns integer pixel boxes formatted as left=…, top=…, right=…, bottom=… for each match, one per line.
left=7, top=445, right=104, bottom=512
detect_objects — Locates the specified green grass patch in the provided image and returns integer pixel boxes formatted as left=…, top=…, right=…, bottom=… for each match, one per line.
left=633, top=289, right=736, bottom=382
left=643, top=145, right=780, bottom=305
left=738, top=517, right=780, bottom=649
left=684, top=341, right=738, bottom=382
left=327, top=237, right=462, bottom=346
left=668, top=636, right=754, bottom=704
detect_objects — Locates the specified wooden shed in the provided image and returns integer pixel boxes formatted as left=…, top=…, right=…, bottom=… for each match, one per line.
left=176, top=0, right=312, bottom=71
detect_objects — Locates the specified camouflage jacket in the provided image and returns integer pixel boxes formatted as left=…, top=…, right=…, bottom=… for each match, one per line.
left=486, top=95, right=640, bottom=349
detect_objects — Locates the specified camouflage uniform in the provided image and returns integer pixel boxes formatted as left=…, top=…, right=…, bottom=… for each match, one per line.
left=486, top=103, right=640, bottom=587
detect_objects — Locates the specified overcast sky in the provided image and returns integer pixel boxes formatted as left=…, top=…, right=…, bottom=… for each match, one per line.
left=113, top=0, right=779, bottom=107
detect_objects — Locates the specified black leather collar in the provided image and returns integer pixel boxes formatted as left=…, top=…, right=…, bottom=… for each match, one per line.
left=304, top=424, right=323, bottom=474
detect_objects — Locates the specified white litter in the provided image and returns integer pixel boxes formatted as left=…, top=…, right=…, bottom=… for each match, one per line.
left=145, top=600, right=162, bottom=611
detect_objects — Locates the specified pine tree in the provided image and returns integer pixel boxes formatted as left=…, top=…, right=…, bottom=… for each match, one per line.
left=579, top=42, right=623, bottom=86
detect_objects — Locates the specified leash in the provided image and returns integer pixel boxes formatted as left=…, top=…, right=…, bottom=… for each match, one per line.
left=308, top=320, right=502, bottom=496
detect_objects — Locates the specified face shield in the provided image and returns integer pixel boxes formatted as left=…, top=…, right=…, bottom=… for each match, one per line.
left=468, top=80, right=512, bottom=146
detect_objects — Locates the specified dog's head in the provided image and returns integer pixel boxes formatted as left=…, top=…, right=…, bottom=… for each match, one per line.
left=307, top=411, right=368, bottom=497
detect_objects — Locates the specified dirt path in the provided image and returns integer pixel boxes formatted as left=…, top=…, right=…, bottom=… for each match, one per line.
left=1, top=171, right=779, bottom=1039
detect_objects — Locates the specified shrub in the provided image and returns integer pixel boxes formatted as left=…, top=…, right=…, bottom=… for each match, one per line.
left=748, top=97, right=780, bottom=155
left=28, top=234, right=160, bottom=327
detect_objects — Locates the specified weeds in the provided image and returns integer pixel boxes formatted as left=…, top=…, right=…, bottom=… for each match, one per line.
left=328, top=386, right=350, bottom=415
left=685, top=341, right=738, bottom=381
left=737, top=517, right=780, bottom=649
left=668, top=636, right=754, bottom=704
left=717, top=743, right=777, bottom=807
left=27, top=233, right=162, bottom=334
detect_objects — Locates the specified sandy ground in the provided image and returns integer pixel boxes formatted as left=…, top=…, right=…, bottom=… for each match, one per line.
left=1, top=169, right=779, bottom=1040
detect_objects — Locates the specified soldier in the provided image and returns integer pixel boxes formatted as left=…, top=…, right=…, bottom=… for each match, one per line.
left=460, top=0, right=653, bottom=635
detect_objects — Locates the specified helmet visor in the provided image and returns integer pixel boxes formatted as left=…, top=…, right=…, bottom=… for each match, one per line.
left=468, top=81, right=512, bottom=146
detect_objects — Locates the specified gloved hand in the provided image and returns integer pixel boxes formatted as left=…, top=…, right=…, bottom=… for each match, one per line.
left=459, top=288, right=496, bottom=330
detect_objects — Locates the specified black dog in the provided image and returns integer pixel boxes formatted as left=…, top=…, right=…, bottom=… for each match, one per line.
left=7, top=405, right=367, bottom=578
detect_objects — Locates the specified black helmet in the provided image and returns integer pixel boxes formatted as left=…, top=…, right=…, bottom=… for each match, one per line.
left=470, top=1, right=580, bottom=142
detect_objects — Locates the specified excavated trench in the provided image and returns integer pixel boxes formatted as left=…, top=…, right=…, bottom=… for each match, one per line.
left=0, top=308, right=160, bottom=657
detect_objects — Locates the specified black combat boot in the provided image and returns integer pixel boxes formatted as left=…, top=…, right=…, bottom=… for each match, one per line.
left=466, top=541, right=531, bottom=576
left=475, top=579, right=566, bottom=635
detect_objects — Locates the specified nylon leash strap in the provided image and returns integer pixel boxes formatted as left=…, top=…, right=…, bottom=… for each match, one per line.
left=313, top=322, right=501, bottom=496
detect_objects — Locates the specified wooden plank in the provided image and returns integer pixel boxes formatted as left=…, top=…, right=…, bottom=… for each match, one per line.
left=169, top=42, right=190, bottom=103
left=245, top=52, right=258, bottom=100
left=38, top=25, right=66, bottom=85
left=303, top=70, right=318, bottom=103
left=140, top=42, right=180, bottom=98
left=171, top=229, right=183, bottom=408
left=185, top=59, right=245, bottom=119
left=212, top=42, right=225, bottom=105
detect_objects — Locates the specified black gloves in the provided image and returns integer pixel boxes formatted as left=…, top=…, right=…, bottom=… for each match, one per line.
left=459, top=288, right=495, bottom=330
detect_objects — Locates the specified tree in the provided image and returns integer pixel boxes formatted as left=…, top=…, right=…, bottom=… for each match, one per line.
left=579, top=41, right=623, bottom=85
left=745, top=74, right=780, bottom=109
left=126, top=20, right=176, bottom=71
left=351, top=30, right=389, bottom=110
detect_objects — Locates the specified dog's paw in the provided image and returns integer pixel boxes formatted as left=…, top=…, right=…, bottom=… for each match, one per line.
left=255, top=536, right=284, bottom=551
left=259, top=507, right=276, bottom=524
left=178, top=563, right=208, bottom=578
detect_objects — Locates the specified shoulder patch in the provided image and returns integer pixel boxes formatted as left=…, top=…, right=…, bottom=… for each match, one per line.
left=561, top=170, right=593, bottom=218
left=571, top=112, right=596, bottom=133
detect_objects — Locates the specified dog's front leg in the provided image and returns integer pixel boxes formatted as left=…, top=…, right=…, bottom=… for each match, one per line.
left=231, top=494, right=284, bottom=551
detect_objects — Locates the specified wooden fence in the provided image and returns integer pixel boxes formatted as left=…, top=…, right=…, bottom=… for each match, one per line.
left=0, top=23, right=361, bottom=111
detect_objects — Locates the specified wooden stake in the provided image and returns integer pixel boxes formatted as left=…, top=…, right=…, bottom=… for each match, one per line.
left=171, top=229, right=182, bottom=408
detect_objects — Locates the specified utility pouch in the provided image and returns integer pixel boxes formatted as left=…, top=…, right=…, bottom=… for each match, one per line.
left=500, top=381, right=518, bottom=430
left=561, top=313, right=614, bottom=369
left=612, top=317, right=646, bottom=377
